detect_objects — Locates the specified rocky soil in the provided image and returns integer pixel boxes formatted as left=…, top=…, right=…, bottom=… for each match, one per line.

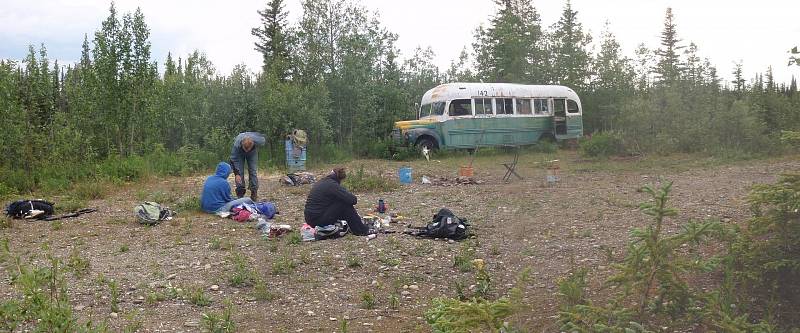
left=1, top=151, right=797, bottom=332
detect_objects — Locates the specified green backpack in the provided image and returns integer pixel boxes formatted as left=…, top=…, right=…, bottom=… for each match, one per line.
left=135, top=202, right=174, bottom=225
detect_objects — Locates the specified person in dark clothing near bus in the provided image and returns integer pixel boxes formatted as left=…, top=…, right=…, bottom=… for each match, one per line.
left=303, top=167, right=370, bottom=236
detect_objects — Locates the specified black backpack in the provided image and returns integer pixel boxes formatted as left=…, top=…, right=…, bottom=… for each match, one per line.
left=407, top=208, right=470, bottom=240
left=5, top=200, right=55, bottom=219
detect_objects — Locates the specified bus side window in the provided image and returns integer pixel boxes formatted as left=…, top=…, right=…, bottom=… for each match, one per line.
left=496, top=98, right=513, bottom=115
left=567, top=99, right=580, bottom=114
left=449, top=99, right=472, bottom=117
left=474, top=98, right=492, bottom=116
left=516, top=99, right=532, bottom=115
left=533, top=98, right=548, bottom=115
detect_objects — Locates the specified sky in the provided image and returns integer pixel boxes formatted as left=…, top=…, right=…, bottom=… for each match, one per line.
left=1, top=0, right=799, bottom=85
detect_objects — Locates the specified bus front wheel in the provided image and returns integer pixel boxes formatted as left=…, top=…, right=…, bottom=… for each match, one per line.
left=416, top=138, right=437, bottom=158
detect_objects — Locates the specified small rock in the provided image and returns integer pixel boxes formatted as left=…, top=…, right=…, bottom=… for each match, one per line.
left=166, top=274, right=177, bottom=280
left=184, top=320, right=200, bottom=328
left=307, top=310, right=315, bottom=316
left=329, top=317, right=337, bottom=321
left=204, top=264, right=211, bottom=270
left=148, top=281, right=165, bottom=289
left=402, top=285, right=408, bottom=289
left=408, top=285, right=419, bottom=291
left=74, top=305, right=85, bottom=311
left=210, top=285, right=219, bottom=291
left=401, top=290, right=411, bottom=296
left=110, top=312, right=118, bottom=318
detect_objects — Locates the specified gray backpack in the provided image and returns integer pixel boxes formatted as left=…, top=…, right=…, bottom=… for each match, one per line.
left=135, top=202, right=174, bottom=225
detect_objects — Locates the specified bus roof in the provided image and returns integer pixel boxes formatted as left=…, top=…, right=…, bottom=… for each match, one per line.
left=421, top=83, right=581, bottom=104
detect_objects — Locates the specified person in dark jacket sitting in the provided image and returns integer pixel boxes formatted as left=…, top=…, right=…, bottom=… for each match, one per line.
left=303, top=167, right=370, bottom=235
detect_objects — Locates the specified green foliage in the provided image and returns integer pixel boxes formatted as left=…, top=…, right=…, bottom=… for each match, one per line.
left=557, top=181, right=724, bottom=331
left=175, top=195, right=202, bottom=214
left=425, top=260, right=525, bottom=332
left=609, top=182, right=719, bottom=318
left=67, top=249, right=91, bottom=277
left=781, top=130, right=800, bottom=147
left=188, top=286, right=212, bottom=307
left=727, top=174, right=800, bottom=327
left=425, top=297, right=515, bottom=333
left=580, top=131, right=626, bottom=157
left=72, top=181, right=111, bottom=200
left=0, top=245, right=106, bottom=332
left=270, top=256, right=296, bottom=275
left=3, top=0, right=799, bottom=194
left=228, top=252, right=257, bottom=287
left=557, top=268, right=588, bottom=308
left=201, top=300, right=236, bottom=333
left=0, top=217, right=11, bottom=229
left=346, top=255, right=361, bottom=268
left=453, top=243, right=476, bottom=272
left=360, top=290, right=376, bottom=309
left=252, top=279, right=277, bottom=302
left=341, top=165, right=398, bottom=193
left=286, top=231, right=301, bottom=245
left=108, top=279, right=120, bottom=313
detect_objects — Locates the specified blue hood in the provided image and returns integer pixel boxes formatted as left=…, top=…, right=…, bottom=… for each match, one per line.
left=215, top=162, right=232, bottom=178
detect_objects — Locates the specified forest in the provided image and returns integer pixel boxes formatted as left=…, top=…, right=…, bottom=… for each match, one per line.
left=0, top=0, right=798, bottom=193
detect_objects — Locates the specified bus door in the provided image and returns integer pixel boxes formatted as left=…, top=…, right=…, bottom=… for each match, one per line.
left=553, top=98, right=568, bottom=139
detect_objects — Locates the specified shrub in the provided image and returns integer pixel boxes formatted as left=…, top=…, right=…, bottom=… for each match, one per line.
left=580, top=131, right=626, bottom=157
left=97, top=154, right=147, bottom=182
left=187, top=286, right=212, bottom=307
left=728, top=174, right=800, bottom=327
left=228, top=252, right=257, bottom=287
left=201, top=300, right=235, bottom=333
left=342, top=165, right=398, bottom=193
left=71, top=181, right=110, bottom=200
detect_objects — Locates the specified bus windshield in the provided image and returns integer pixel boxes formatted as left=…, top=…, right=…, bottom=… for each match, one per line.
left=419, top=102, right=446, bottom=118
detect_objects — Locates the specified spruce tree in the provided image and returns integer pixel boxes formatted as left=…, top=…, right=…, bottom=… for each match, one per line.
left=549, top=0, right=592, bottom=90
left=252, top=0, right=293, bottom=81
left=654, top=7, right=684, bottom=85
left=473, top=0, right=546, bottom=83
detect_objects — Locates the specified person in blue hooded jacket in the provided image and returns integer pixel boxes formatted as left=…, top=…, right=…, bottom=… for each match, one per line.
left=200, top=162, right=254, bottom=213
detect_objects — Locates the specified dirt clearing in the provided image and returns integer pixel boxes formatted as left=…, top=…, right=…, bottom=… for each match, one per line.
left=1, top=151, right=797, bottom=332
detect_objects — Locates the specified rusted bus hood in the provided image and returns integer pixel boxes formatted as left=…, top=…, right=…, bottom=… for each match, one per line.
left=394, top=119, right=437, bottom=131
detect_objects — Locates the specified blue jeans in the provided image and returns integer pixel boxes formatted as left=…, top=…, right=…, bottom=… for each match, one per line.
left=230, top=148, right=259, bottom=196
left=216, top=197, right=255, bottom=213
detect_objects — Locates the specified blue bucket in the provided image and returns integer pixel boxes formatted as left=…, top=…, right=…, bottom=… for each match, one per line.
left=398, top=167, right=413, bottom=184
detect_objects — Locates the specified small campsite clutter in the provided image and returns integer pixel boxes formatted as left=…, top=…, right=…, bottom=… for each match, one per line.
left=5, top=199, right=96, bottom=221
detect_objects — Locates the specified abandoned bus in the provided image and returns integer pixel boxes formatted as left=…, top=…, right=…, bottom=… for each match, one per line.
left=392, top=83, right=583, bottom=151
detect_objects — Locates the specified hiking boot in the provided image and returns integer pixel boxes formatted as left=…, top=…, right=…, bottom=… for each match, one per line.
left=250, top=189, right=258, bottom=202
left=235, top=187, right=246, bottom=198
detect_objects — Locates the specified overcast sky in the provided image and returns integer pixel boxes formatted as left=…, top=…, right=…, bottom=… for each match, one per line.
left=2, top=0, right=798, bottom=85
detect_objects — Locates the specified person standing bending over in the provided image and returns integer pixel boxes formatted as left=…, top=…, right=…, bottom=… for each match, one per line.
left=230, top=132, right=266, bottom=201
left=303, top=167, right=370, bottom=236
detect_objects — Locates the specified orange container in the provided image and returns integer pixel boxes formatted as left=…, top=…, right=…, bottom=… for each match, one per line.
left=458, top=166, right=474, bottom=177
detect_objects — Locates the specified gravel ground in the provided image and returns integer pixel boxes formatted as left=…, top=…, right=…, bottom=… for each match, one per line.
left=1, top=151, right=797, bottom=332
